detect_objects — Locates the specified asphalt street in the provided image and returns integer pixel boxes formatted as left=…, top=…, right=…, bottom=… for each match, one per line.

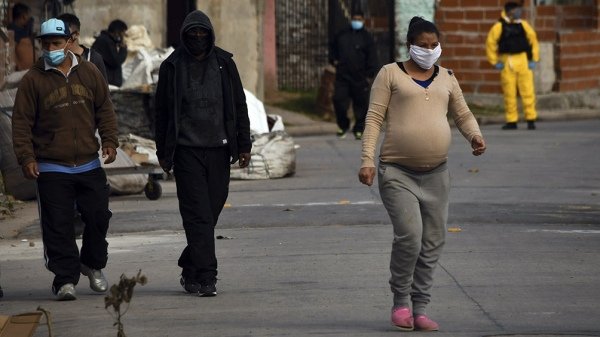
left=1, top=119, right=599, bottom=337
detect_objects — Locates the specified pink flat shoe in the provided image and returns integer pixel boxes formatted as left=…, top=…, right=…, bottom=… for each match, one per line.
left=414, top=314, right=439, bottom=331
left=391, top=306, right=414, bottom=331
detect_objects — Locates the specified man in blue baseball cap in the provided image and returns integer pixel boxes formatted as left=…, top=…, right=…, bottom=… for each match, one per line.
left=12, top=18, right=118, bottom=301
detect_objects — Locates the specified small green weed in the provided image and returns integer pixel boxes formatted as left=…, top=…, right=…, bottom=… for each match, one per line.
left=469, top=104, right=504, bottom=117
left=105, top=270, right=148, bottom=337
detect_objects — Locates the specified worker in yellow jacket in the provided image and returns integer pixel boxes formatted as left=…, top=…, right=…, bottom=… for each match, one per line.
left=486, top=1, right=539, bottom=130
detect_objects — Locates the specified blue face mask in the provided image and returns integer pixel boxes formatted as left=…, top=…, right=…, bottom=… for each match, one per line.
left=512, top=8, right=523, bottom=20
left=351, top=20, right=364, bottom=30
left=43, top=47, right=67, bottom=66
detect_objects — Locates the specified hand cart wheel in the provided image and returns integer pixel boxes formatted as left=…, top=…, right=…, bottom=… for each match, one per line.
left=144, top=175, right=162, bottom=200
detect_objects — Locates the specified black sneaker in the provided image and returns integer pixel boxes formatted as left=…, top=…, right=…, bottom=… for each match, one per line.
left=180, top=276, right=201, bottom=294
left=353, top=131, right=363, bottom=140
left=527, top=120, right=536, bottom=130
left=336, top=128, right=348, bottom=139
left=501, top=122, right=517, bottom=130
left=198, top=279, right=217, bottom=297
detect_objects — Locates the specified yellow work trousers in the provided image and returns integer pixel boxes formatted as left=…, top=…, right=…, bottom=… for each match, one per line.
left=500, top=52, right=537, bottom=123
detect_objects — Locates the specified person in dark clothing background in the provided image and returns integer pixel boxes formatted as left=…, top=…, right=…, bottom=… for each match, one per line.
left=8, top=2, right=35, bottom=71
left=92, top=19, right=128, bottom=86
left=154, top=10, right=252, bottom=297
left=58, top=14, right=109, bottom=82
left=329, top=8, right=379, bottom=140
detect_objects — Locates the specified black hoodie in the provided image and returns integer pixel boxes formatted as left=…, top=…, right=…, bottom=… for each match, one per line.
left=92, top=30, right=127, bottom=86
left=154, top=10, right=251, bottom=167
left=180, top=10, right=215, bottom=57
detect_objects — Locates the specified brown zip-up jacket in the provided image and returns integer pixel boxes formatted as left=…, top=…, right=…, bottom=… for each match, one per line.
left=12, top=54, right=118, bottom=167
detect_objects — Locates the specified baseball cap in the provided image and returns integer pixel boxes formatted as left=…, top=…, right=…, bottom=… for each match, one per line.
left=37, top=18, right=71, bottom=38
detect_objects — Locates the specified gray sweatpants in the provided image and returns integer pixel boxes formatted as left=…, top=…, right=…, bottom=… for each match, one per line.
left=378, top=161, right=449, bottom=315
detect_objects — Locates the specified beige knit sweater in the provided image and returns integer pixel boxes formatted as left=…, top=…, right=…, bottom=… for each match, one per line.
left=361, top=63, right=482, bottom=170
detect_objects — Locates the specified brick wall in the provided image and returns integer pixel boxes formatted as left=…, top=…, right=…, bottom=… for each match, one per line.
left=435, top=1, right=508, bottom=95
left=435, top=1, right=599, bottom=94
left=555, top=30, right=600, bottom=91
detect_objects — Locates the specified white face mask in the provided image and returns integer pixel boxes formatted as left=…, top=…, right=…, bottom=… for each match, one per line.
left=409, top=44, right=442, bottom=70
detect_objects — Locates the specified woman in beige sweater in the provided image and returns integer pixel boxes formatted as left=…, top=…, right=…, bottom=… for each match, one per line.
left=358, top=17, right=486, bottom=331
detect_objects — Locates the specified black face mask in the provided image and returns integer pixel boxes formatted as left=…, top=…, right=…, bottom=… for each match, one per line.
left=184, top=36, right=211, bottom=56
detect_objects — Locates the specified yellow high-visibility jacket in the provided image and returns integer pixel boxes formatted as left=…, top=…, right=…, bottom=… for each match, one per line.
left=486, top=10, right=539, bottom=66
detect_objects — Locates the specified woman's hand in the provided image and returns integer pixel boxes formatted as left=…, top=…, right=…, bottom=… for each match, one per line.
left=471, top=135, right=486, bottom=156
left=358, top=167, right=376, bottom=186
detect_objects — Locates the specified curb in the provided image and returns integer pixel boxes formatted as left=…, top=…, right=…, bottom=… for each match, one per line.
left=285, top=123, right=338, bottom=137
left=478, top=108, right=600, bottom=125
left=284, top=109, right=600, bottom=137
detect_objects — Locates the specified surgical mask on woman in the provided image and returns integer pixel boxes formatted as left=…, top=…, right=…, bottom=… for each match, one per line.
left=351, top=20, right=364, bottom=30
left=409, top=44, right=442, bottom=70
left=42, top=45, right=68, bottom=66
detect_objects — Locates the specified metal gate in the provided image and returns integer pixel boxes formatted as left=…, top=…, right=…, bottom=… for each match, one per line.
left=276, top=0, right=329, bottom=90
left=276, top=0, right=395, bottom=91
left=329, top=0, right=395, bottom=68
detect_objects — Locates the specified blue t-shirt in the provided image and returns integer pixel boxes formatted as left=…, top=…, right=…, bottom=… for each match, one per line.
left=413, top=78, right=434, bottom=88
left=38, top=158, right=101, bottom=174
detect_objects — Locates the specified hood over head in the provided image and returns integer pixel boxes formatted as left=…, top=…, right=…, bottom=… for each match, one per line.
left=180, top=10, right=215, bottom=57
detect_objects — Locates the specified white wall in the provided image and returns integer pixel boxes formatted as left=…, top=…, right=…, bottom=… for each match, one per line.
left=74, top=0, right=166, bottom=48
left=65, top=0, right=263, bottom=97
left=197, top=0, right=263, bottom=98
left=395, top=0, right=436, bottom=61
left=534, top=42, right=555, bottom=94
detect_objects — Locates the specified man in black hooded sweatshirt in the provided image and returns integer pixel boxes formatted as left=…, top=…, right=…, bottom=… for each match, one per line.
left=154, top=10, right=251, bottom=297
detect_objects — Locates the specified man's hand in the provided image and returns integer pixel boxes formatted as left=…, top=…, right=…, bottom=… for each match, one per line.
left=238, top=153, right=251, bottom=168
left=22, top=162, right=39, bottom=180
left=471, top=135, right=486, bottom=156
left=158, top=159, right=172, bottom=173
left=358, top=167, right=376, bottom=186
left=102, top=147, right=117, bottom=164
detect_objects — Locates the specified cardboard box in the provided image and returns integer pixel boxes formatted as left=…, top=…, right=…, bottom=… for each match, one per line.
left=0, top=312, right=42, bottom=337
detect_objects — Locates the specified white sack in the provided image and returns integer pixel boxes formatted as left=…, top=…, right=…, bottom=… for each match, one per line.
left=230, top=131, right=295, bottom=180
left=101, top=148, right=146, bottom=195
left=244, top=89, right=270, bottom=135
